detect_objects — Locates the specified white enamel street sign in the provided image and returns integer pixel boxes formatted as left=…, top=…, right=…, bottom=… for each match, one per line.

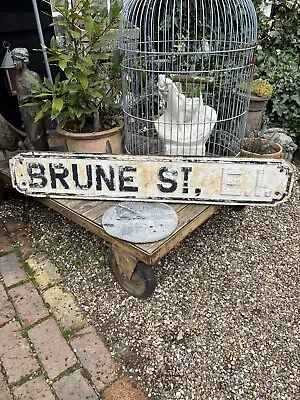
left=9, top=152, right=294, bottom=206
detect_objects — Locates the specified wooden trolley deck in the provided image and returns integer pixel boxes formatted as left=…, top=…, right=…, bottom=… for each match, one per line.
left=0, top=159, right=219, bottom=265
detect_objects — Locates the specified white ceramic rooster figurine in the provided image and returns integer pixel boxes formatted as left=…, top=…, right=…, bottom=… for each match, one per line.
left=154, top=74, right=217, bottom=156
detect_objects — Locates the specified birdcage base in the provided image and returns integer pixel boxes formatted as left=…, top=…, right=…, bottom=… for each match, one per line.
left=125, top=121, right=241, bottom=158
left=125, top=126, right=163, bottom=155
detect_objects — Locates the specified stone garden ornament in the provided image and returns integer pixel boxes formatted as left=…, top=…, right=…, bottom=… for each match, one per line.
left=261, top=128, right=297, bottom=162
left=154, top=74, right=217, bottom=156
left=0, top=114, right=33, bottom=155
left=11, top=47, right=49, bottom=151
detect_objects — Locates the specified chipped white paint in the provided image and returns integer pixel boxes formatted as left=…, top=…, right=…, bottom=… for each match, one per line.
left=9, top=152, right=294, bottom=206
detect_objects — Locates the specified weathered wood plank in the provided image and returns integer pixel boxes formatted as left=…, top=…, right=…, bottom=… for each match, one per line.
left=56, top=199, right=100, bottom=215
left=83, top=201, right=117, bottom=220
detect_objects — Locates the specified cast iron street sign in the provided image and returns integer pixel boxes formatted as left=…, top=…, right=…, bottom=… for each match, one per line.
left=10, top=152, right=294, bottom=206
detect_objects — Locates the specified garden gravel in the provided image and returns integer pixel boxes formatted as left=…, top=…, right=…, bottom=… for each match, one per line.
left=0, top=166, right=299, bottom=399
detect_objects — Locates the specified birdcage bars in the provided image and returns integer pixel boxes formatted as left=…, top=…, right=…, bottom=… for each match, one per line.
left=119, top=0, right=257, bottom=157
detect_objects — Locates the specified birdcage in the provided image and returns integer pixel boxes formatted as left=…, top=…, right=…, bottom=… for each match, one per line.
left=119, top=0, right=257, bottom=157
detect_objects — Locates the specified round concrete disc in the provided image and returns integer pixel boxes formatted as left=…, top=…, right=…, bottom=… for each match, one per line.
left=101, top=202, right=178, bottom=243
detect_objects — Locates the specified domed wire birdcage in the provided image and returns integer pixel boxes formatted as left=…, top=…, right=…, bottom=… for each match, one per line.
left=119, top=0, right=257, bottom=157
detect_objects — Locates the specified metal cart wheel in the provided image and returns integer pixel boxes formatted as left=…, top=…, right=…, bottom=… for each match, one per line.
left=110, top=254, right=157, bottom=299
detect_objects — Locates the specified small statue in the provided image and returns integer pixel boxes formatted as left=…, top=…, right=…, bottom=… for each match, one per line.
left=11, top=48, right=49, bottom=151
left=0, top=114, right=34, bottom=154
left=154, top=74, right=217, bottom=156
left=261, top=128, right=297, bottom=162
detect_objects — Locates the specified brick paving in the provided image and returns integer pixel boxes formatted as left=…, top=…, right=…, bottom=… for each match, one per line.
left=0, top=253, right=27, bottom=287
left=0, top=284, right=15, bottom=327
left=28, top=318, right=77, bottom=380
left=0, top=369, right=13, bottom=400
left=9, top=281, right=49, bottom=326
left=70, top=325, right=117, bottom=392
left=0, top=215, right=147, bottom=399
left=53, top=369, right=98, bottom=400
left=13, top=376, right=55, bottom=400
left=0, top=321, right=40, bottom=384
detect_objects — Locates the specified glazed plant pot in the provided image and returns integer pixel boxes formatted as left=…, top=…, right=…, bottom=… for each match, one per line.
left=240, top=138, right=282, bottom=159
left=57, top=122, right=123, bottom=154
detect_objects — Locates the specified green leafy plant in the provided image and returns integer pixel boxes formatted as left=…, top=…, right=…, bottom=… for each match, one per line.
left=251, top=79, right=274, bottom=99
left=30, top=0, right=122, bottom=132
left=252, top=0, right=300, bottom=144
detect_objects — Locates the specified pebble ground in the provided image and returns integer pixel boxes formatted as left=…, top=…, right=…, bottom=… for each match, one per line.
left=0, top=165, right=299, bottom=399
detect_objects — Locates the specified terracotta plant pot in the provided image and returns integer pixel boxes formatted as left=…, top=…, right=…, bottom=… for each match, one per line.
left=57, top=122, right=123, bottom=154
left=240, top=138, right=282, bottom=159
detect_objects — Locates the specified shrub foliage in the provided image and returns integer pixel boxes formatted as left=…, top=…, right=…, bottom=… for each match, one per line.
left=252, top=0, right=300, bottom=143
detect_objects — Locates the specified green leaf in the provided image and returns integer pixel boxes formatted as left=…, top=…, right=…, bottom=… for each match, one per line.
left=42, top=102, right=51, bottom=112
left=44, top=78, right=54, bottom=91
left=86, top=15, right=94, bottom=41
left=55, top=19, right=68, bottom=27
left=91, top=52, right=112, bottom=60
left=34, top=109, right=44, bottom=123
left=291, top=94, right=300, bottom=106
left=70, top=30, right=81, bottom=39
left=22, top=102, right=40, bottom=107
left=52, top=98, right=64, bottom=116
left=68, top=106, right=75, bottom=119
left=54, top=73, right=61, bottom=87
left=74, top=107, right=83, bottom=119
left=59, top=59, right=67, bottom=71
left=76, top=63, right=92, bottom=73
left=78, top=75, right=89, bottom=89
left=68, top=87, right=80, bottom=94
left=64, top=68, right=74, bottom=79
left=33, top=93, right=52, bottom=98
left=90, top=91, right=103, bottom=98
left=69, top=13, right=82, bottom=20
left=82, top=56, right=93, bottom=66
left=109, top=1, right=122, bottom=20
left=104, top=31, right=119, bottom=42
left=50, top=36, right=57, bottom=50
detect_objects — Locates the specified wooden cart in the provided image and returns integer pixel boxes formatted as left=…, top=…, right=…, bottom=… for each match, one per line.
left=0, top=158, right=220, bottom=298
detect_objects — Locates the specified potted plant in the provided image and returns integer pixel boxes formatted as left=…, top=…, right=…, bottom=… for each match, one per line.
left=240, top=131, right=282, bottom=159
left=245, top=78, right=274, bottom=135
left=30, top=0, right=123, bottom=154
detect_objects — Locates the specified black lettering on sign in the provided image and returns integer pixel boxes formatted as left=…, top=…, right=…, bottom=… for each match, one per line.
left=72, top=164, right=92, bottom=189
left=157, top=167, right=178, bottom=193
left=181, top=166, right=192, bottom=194
left=49, top=163, right=69, bottom=189
left=27, top=163, right=47, bottom=188
left=119, top=166, right=138, bottom=192
left=95, top=165, right=115, bottom=191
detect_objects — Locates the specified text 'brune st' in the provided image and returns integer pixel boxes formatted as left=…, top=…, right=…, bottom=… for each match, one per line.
left=10, top=153, right=294, bottom=206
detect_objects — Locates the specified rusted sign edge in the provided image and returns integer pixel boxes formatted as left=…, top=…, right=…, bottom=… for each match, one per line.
left=9, top=152, right=295, bottom=206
